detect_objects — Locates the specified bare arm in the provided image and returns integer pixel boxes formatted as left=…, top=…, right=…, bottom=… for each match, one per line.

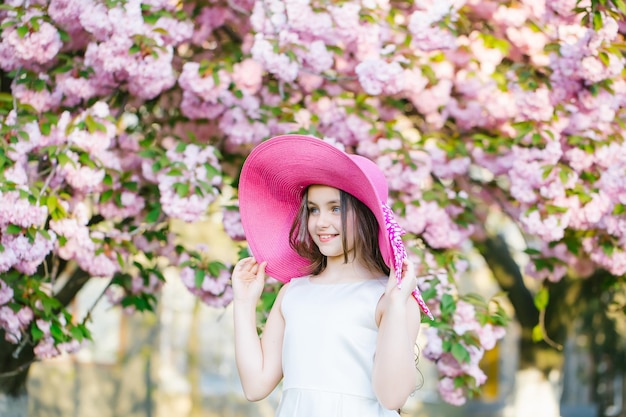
left=232, top=257, right=286, bottom=401
left=372, top=259, right=422, bottom=410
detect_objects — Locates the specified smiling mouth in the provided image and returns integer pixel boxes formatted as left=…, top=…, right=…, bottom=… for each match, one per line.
left=318, top=234, right=338, bottom=242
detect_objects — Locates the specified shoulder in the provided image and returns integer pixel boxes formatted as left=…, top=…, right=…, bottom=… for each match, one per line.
left=274, top=276, right=309, bottom=306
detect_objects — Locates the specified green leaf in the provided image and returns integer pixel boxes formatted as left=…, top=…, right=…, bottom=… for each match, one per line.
left=208, top=261, right=226, bottom=276
left=16, top=25, right=29, bottom=38
left=593, top=11, right=603, bottom=30
left=534, top=287, right=549, bottom=310
left=38, top=228, right=51, bottom=240
left=6, top=224, right=22, bottom=234
left=175, top=142, right=187, bottom=153
left=613, top=0, right=626, bottom=13
left=70, top=326, right=85, bottom=342
left=174, top=182, right=190, bottom=197
left=440, top=293, right=456, bottom=316
left=451, top=342, right=470, bottom=363
left=57, top=152, right=74, bottom=167
left=532, top=324, right=544, bottom=342
left=31, top=325, right=44, bottom=342
left=145, top=206, right=161, bottom=223
left=84, top=115, right=106, bottom=134
left=100, top=189, right=114, bottom=203
left=194, top=268, right=205, bottom=288
left=50, top=323, right=65, bottom=341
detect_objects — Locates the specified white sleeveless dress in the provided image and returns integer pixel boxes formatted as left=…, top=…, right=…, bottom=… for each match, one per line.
left=276, top=276, right=399, bottom=417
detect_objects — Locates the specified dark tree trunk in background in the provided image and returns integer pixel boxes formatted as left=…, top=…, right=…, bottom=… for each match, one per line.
left=0, top=267, right=91, bottom=416
left=476, top=234, right=567, bottom=371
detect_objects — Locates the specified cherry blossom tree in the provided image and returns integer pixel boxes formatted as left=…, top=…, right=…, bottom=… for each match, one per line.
left=0, top=0, right=625, bottom=415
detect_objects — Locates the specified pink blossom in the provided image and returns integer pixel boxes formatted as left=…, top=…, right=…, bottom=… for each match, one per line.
left=180, top=91, right=226, bottom=120
left=579, top=56, right=608, bottom=83
left=250, top=34, right=299, bottom=82
left=11, top=82, right=62, bottom=113
left=302, top=40, right=334, bottom=73
left=179, top=62, right=231, bottom=102
left=131, top=274, right=163, bottom=295
left=98, top=191, right=146, bottom=220
left=201, top=286, right=234, bottom=308
left=437, top=353, right=464, bottom=378
left=157, top=144, right=222, bottom=222
left=219, top=107, right=270, bottom=148
left=506, top=26, right=548, bottom=58
left=80, top=0, right=144, bottom=40
left=476, top=323, right=506, bottom=350
left=16, top=306, right=34, bottom=327
left=410, top=79, right=453, bottom=116
left=88, top=253, right=119, bottom=278
left=493, top=5, right=528, bottom=27
left=0, top=280, right=14, bottom=305
left=426, top=142, right=471, bottom=179
left=59, top=152, right=106, bottom=192
left=438, top=377, right=466, bottom=406
left=512, top=85, right=554, bottom=122
left=57, top=339, right=83, bottom=354
left=232, top=59, right=264, bottom=95
left=180, top=264, right=233, bottom=308
left=423, top=326, right=444, bottom=361
left=452, top=300, right=477, bottom=335
left=6, top=232, right=57, bottom=275
left=0, top=306, right=22, bottom=343
left=520, top=210, right=568, bottom=242
left=565, top=147, right=595, bottom=172
left=355, top=59, right=404, bottom=96
left=48, top=0, right=84, bottom=33
left=0, top=12, right=62, bottom=70
left=0, top=191, right=49, bottom=228
left=192, top=7, right=229, bottom=45
left=223, top=208, right=246, bottom=241
left=55, top=70, right=99, bottom=107
left=327, top=3, right=361, bottom=44
left=547, top=0, right=578, bottom=17
left=127, top=46, right=177, bottom=100
left=150, top=16, right=194, bottom=45
left=34, top=337, right=59, bottom=359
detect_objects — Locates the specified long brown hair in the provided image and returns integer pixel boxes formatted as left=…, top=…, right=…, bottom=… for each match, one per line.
left=289, top=186, right=390, bottom=277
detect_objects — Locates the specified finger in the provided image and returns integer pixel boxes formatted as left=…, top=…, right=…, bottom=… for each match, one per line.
left=257, top=261, right=267, bottom=279
left=386, top=264, right=395, bottom=287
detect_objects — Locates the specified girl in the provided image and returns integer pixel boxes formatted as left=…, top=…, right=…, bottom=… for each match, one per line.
left=233, top=134, right=433, bottom=417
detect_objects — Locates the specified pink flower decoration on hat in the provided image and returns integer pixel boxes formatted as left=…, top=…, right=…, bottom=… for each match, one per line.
left=382, top=203, right=434, bottom=320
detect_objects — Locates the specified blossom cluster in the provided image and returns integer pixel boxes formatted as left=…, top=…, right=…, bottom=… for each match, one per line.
left=0, top=0, right=624, bottom=407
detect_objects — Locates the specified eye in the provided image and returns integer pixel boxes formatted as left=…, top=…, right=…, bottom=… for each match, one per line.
left=331, top=206, right=341, bottom=213
left=308, top=206, right=319, bottom=214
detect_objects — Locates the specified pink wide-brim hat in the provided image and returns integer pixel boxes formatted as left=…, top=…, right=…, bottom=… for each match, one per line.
left=238, top=134, right=390, bottom=282
left=238, top=134, right=434, bottom=319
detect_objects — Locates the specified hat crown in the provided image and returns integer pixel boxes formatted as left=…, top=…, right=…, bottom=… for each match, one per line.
left=348, top=154, right=388, bottom=203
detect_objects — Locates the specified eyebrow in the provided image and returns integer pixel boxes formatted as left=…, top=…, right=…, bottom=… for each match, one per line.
left=307, top=199, right=340, bottom=206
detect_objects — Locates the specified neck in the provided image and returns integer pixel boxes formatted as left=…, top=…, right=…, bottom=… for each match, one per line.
left=315, top=256, right=380, bottom=284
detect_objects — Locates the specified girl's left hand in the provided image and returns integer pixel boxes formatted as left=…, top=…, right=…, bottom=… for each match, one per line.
left=385, top=258, right=417, bottom=303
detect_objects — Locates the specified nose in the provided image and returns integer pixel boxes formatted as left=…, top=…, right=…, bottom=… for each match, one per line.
left=314, top=210, right=331, bottom=228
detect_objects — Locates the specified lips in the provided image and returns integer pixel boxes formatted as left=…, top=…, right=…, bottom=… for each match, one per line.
left=318, top=234, right=338, bottom=243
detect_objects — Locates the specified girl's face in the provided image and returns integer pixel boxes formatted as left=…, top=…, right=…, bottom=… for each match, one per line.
left=306, top=185, right=354, bottom=260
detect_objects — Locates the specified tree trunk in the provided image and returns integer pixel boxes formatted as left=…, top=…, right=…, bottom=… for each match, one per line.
left=476, top=234, right=566, bottom=371
left=0, top=265, right=92, bottom=415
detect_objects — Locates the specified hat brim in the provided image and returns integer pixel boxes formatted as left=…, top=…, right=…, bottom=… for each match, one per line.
left=238, top=135, right=391, bottom=282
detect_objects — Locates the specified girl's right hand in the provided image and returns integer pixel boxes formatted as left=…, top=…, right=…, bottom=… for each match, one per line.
left=232, top=257, right=267, bottom=303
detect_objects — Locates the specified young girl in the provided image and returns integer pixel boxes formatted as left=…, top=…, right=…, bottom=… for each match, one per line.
left=232, top=134, right=433, bottom=416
